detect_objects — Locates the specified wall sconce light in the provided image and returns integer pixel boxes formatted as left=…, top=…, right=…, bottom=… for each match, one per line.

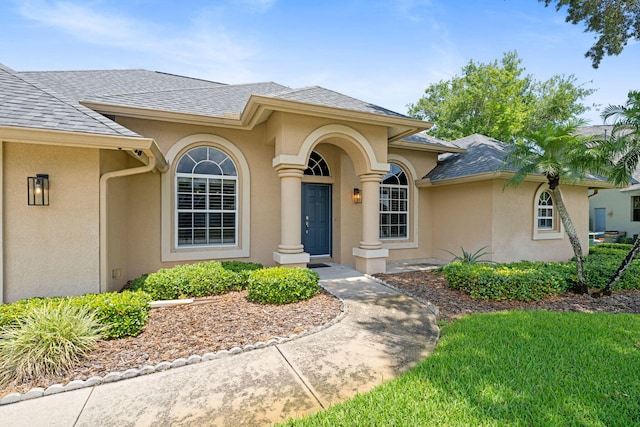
left=352, top=188, right=362, bottom=204
left=28, top=174, right=49, bottom=206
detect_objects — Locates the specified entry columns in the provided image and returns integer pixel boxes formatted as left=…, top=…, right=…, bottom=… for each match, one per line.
left=353, top=173, right=388, bottom=274
left=273, top=166, right=310, bottom=267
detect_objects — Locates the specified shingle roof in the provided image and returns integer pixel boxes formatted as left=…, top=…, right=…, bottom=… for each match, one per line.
left=273, top=86, right=411, bottom=119
left=425, top=134, right=509, bottom=181
left=86, top=82, right=292, bottom=117
left=20, top=69, right=226, bottom=102
left=402, top=132, right=461, bottom=150
left=21, top=69, right=411, bottom=120
left=425, top=133, right=608, bottom=183
left=0, top=64, right=141, bottom=137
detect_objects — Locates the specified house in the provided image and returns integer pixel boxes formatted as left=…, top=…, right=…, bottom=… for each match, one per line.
left=0, top=63, right=612, bottom=303
left=579, top=126, right=639, bottom=241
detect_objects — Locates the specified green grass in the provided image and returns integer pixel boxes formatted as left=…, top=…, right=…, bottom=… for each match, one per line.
left=281, top=311, right=640, bottom=426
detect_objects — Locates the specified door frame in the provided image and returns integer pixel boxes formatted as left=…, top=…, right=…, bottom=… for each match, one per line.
left=301, top=183, right=332, bottom=258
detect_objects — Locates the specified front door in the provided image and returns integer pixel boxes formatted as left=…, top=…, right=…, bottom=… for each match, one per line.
left=302, top=183, right=331, bottom=256
left=594, top=207, right=606, bottom=234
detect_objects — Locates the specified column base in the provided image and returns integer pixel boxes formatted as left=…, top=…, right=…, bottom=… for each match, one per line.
left=273, top=251, right=310, bottom=268
left=352, top=247, right=389, bottom=274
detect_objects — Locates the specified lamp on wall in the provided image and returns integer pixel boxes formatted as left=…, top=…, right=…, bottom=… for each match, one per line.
left=352, top=188, right=362, bottom=204
left=27, top=174, right=49, bottom=206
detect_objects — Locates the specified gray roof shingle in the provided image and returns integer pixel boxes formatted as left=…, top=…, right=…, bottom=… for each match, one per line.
left=425, top=133, right=607, bottom=183
left=0, top=64, right=141, bottom=137
left=21, top=70, right=411, bottom=120
left=402, top=132, right=461, bottom=150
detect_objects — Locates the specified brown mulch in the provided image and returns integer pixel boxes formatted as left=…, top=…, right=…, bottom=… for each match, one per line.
left=0, top=290, right=343, bottom=398
left=3, top=270, right=640, bottom=400
left=375, top=270, right=640, bottom=322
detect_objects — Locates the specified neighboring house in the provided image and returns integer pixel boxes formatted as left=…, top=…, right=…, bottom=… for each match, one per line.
left=0, top=63, right=612, bottom=303
left=580, top=126, right=640, bottom=241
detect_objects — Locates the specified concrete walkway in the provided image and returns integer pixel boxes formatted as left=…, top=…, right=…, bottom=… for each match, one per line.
left=0, top=265, right=439, bottom=427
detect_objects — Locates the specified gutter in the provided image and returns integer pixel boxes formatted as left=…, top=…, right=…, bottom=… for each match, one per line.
left=99, top=151, right=165, bottom=293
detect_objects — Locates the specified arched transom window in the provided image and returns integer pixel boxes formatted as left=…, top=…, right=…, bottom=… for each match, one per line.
left=304, top=151, right=330, bottom=176
left=380, top=163, right=409, bottom=239
left=537, top=190, right=554, bottom=230
left=175, top=146, right=237, bottom=247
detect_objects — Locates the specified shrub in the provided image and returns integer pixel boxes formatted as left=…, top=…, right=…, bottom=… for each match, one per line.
left=68, top=291, right=151, bottom=339
left=221, top=261, right=264, bottom=290
left=442, top=261, right=573, bottom=301
left=0, top=302, right=102, bottom=384
left=0, top=291, right=151, bottom=339
left=136, top=261, right=237, bottom=300
left=583, top=252, right=640, bottom=291
left=247, top=267, right=320, bottom=304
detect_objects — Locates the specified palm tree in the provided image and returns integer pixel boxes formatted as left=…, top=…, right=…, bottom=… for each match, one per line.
left=503, top=120, right=604, bottom=294
left=599, top=91, right=640, bottom=295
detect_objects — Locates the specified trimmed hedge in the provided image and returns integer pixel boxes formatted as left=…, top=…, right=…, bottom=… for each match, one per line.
left=247, top=267, right=320, bottom=304
left=0, top=291, right=151, bottom=339
left=584, top=244, right=640, bottom=290
left=443, top=261, right=574, bottom=301
left=132, top=260, right=264, bottom=300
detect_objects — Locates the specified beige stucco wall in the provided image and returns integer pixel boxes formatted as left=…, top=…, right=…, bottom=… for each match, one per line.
left=425, top=178, right=589, bottom=264
left=3, top=142, right=100, bottom=302
left=118, top=114, right=394, bottom=278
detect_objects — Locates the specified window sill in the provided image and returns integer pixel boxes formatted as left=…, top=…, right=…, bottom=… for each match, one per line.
left=161, top=246, right=249, bottom=262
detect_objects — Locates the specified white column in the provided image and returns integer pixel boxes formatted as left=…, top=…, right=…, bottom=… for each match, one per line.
left=273, top=166, right=309, bottom=266
left=353, top=173, right=388, bottom=274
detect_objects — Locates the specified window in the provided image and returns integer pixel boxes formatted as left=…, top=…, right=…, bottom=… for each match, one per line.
left=304, top=151, right=330, bottom=176
left=175, top=146, right=237, bottom=247
left=632, top=196, right=640, bottom=222
left=380, top=163, right=408, bottom=239
left=537, top=191, right=554, bottom=230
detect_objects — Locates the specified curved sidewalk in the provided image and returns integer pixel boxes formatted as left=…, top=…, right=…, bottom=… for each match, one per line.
left=0, top=265, right=439, bottom=427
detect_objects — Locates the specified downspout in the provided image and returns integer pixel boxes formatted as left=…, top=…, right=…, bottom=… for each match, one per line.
left=588, top=188, right=599, bottom=198
left=99, top=153, right=157, bottom=293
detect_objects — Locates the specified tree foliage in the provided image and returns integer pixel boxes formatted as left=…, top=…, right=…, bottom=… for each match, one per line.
left=598, top=90, right=640, bottom=294
left=503, top=120, right=605, bottom=293
left=540, top=0, right=640, bottom=68
left=408, top=51, right=594, bottom=142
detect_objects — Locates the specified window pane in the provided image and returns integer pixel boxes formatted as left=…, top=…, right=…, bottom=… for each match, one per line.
left=176, top=147, right=238, bottom=248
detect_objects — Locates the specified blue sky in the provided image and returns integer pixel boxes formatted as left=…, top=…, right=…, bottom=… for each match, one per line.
left=1, top=0, right=637, bottom=124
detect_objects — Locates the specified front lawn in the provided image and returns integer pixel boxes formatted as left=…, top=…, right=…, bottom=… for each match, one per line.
left=282, top=310, right=640, bottom=426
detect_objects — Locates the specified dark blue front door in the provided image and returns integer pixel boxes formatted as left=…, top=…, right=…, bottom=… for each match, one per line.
left=302, top=184, right=331, bottom=256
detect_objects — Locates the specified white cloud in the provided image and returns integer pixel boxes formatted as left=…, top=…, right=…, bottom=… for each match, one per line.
left=15, top=0, right=260, bottom=82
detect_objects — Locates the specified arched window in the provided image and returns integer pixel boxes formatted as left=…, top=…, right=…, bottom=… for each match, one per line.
left=304, top=151, right=330, bottom=176
left=175, top=146, right=237, bottom=247
left=380, top=163, right=408, bottom=239
left=537, top=191, right=554, bottom=230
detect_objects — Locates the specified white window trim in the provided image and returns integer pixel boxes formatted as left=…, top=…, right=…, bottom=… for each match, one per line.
left=380, top=155, right=418, bottom=249
left=533, top=186, right=564, bottom=240
left=162, top=134, right=250, bottom=261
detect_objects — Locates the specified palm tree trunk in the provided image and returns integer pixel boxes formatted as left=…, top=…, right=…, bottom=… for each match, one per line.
left=551, top=187, right=588, bottom=294
left=603, top=236, right=640, bottom=295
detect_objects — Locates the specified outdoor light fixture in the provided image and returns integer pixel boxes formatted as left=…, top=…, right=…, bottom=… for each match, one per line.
left=27, top=174, right=49, bottom=206
left=352, top=188, right=362, bottom=204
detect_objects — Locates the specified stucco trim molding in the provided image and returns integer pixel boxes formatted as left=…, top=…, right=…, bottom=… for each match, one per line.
left=161, top=134, right=251, bottom=262
left=272, top=124, right=389, bottom=175
left=532, top=184, right=565, bottom=241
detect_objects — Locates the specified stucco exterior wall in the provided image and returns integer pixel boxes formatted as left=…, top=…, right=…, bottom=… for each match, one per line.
left=490, top=180, right=589, bottom=263
left=589, top=188, right=640, bottom=238
left=428, top=180, right=495, bottom=261
left=3, top=142, right=100, bottom=302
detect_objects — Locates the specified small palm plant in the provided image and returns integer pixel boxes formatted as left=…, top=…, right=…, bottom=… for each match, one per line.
left=444, top=246, right=492, bottom=263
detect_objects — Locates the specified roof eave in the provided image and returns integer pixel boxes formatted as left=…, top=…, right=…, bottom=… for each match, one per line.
left=0, top=125, right=167, bottom=171
left=389, top=139, right=466, bottom=154
left=416, top=171, right=615, bottom=188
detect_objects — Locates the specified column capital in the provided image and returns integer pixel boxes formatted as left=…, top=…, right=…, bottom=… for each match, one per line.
left=274, top=165, right=306, bottom=178
left=358, top=173, right=384, bottom=183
